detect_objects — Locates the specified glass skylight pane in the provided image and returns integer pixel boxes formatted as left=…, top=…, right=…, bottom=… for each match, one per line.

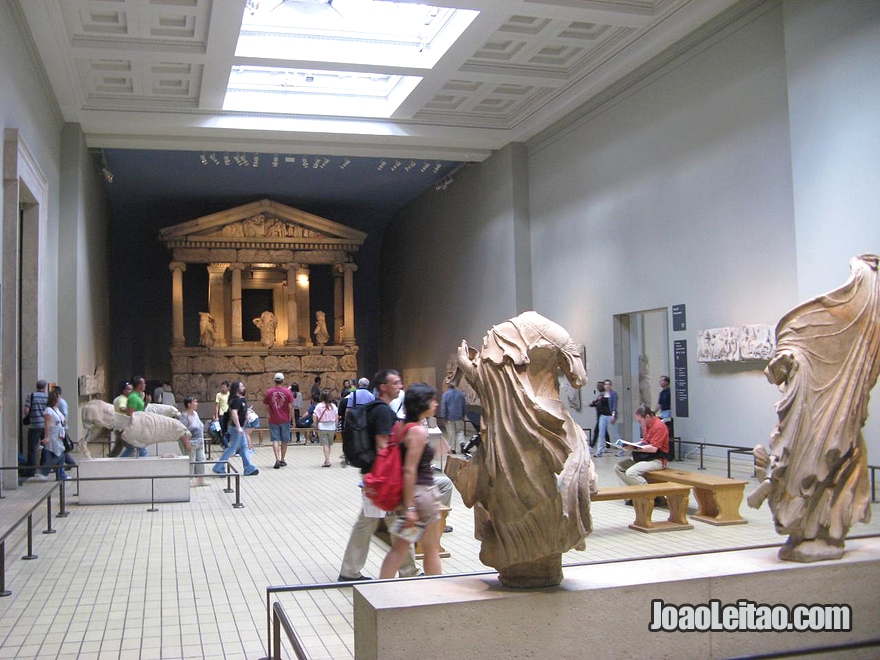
left=237, top=0, right=479, bottom=68
left=223, top=66, right=422, bottom=118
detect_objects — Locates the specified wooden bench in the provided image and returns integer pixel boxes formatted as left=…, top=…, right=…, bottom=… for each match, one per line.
left=645, top=468, right=748, bottom=526
left=592, top=483, right=693, bottom=533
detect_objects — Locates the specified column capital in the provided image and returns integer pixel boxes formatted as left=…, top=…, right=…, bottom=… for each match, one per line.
left=206, top=263, right=229, bottom=275
left=169, top=261, right=187, bottom=272
left=342, top=262, right=358, bottom=273
left=229, top=262, right=246, bottom=272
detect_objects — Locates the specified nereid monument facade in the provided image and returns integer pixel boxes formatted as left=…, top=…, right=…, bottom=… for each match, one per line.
left=160, top=199, right=365, bottom=406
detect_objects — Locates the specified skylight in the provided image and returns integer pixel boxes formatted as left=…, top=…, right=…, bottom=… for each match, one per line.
left=226, top=0, right=479, bottom=118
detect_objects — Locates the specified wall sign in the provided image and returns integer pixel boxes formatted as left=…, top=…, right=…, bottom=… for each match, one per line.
left=674, top=339, right=689, bottom=418
left=672, top=304, right=686, bottom=331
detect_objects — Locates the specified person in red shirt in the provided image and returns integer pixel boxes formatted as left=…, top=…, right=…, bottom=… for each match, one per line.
left=614, top=405, right=670, bottom=486
left=264, top=372, right=295, bottom=469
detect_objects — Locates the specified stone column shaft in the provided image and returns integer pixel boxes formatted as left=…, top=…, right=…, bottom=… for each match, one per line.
left=333, top=264, right=344, bottom=345
left=296, top=265, right=312, bottom=346
left=206, top=264, right=228, bottom=347
left=170, top=261, right=186, bottom=347
left=230, top=263, right=244, bottom=345
left=285, top=265, right=298, bottom=346
left=343, top=262, right=357, bottom=345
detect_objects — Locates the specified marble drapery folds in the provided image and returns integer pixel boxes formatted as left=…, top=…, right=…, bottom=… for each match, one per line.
left=449, top=311, right=594, bottom=587
left=749, top=254, right=879, bottom=562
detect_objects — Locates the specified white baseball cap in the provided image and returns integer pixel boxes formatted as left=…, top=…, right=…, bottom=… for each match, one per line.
left=274, top=372, right=284, bottom=382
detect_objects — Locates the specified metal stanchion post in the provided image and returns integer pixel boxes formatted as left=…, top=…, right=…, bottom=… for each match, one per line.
left=224, top=463, right=233, bottom=493
left=699, top=444, right=705, bottom=470
left=147, top=478, right=158, bottom=512
left=0, top=541, right=11, bottom=596
left=233, top=473, right=244, bottom=509
left=57, top=481, right=69, bottom=517
left=43, top=496, right=56, bottom=534
left=22, top=515, right=38, bottom=560
left=273, top=607, right=281, bottom=660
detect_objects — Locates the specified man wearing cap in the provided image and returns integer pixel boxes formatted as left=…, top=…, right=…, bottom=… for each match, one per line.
left=264, top=372, right=295, bottom=469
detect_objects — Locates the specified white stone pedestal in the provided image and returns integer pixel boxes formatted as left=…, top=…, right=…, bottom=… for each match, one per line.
left=77, top=457, right=191, bottom=505
left=354, top=537, right=880, bottom=659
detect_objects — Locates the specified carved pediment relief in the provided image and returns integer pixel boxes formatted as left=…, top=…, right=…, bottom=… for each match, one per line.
left=203, top=214, right=322, bottom=240
left=160, top=199, right=367, bottom=252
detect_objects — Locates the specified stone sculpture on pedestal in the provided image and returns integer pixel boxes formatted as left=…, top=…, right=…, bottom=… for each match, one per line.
left=253, top=311, right=277, bottom=348
left=747, top=254, right=879, bottom=562
left=314, top=310, right=330, bottom=346
left=445, top=311, right=595, bottom=588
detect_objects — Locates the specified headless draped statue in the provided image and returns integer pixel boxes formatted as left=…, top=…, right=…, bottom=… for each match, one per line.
left=748, top=254, right=879, bottom=562
left=445, top=311, right=595, bottom=588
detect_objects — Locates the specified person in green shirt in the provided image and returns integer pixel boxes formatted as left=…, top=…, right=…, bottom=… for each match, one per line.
left=120, top=376, right=148, bottom=457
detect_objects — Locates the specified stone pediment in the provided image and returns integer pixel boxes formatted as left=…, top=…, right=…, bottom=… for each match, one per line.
left=159, top=199, right=366, bottom=251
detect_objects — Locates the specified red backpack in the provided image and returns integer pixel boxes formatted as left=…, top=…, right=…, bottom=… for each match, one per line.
left=363, top=422, right=418, bottom=511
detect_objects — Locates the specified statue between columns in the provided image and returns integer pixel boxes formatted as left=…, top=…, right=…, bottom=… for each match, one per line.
left=314, top=310, right=330, bottom=346
left=253, top=311, right=278, bottom=348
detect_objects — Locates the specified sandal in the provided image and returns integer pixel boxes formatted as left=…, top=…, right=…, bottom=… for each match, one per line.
left=322, top=462, right=331, bottom=467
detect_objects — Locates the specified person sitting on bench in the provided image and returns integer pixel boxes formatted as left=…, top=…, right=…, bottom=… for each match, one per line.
left=614, top=406, right=671, bottom=487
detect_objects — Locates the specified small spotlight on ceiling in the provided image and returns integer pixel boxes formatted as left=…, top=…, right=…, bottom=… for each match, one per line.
left=312, top=156, right=321, bottom=169
left=433, top=162, right=442, bottom=173
left=377, top=159, right=387, bottom=171
left=223, top=153, right=231, bottom=166
left=272, top=154, right=279, bottom=168
left=390, top=160, right=401, bottom=171
left=199, top=153, right=207, bottom=165
left=404, top=160, right=416, bottom=172
left=301, top=156, right=308, bottom=168
left=435, top=175, right=454, bottom=191
left=420, top=161, right=430, bottom=173
left=320, top=157, right=330, bottom=169
left=209, top=153, right=219, bottom=165
left=252, top=154, right=259, bottom=167
left=340, top=158, right=351, bottom=169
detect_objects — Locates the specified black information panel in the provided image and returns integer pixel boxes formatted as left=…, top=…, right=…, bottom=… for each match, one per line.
left=674, top=339, right=689, bottom=418
left=672, top=304, right=687, bottom=331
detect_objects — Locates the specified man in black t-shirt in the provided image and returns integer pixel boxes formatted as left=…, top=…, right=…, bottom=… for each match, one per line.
left=338, top=369, right=420, bottom=581
left=212, top=381, right=260, bottom=476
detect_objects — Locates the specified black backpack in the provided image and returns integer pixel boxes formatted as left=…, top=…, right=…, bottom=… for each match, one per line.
left=342, top=399, right=383, bottom=469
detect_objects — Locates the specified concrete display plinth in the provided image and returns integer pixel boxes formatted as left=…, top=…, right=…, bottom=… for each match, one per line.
left=354, top=537, right=880, bottom=659
left=77, top=457, right=191, bottom=505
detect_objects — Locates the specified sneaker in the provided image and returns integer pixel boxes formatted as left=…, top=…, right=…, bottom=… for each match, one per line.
left=244, top=469, right=259, bottom=476
left=279, top=461, right=287, bottom=467
left=273, top=461, right=282, bottom=469
left=35, top=473, right=49, bottom=481
left=337, top=574, right=371, bottom=582
left=212, top=466, right=225, bottom=475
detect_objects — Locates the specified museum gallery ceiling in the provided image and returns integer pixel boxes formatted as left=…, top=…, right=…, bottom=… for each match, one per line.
left=17, top=0, right=742, bottom=214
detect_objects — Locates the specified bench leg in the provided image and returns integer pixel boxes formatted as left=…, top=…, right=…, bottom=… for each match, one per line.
left=692, top=486, right=747, bottom=525
left=665, top=492, right=690, bottom=526
left=630, top=497, right=655, bottom=530
left=630, top=495, right=694, bottom=533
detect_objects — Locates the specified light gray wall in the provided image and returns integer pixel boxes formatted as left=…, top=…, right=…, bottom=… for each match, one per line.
left=59, top=124, right=112, bottom=440
left=381, top=144, right=530, bottom=384
left=0, top=0, right=63, bottom=382
left=783, top=0, right=880, bottom=448
left=528, top=3, right=798, bottom=450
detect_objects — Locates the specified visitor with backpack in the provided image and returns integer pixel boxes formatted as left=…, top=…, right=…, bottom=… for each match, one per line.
left=377, top=383, right=443, bottom=579
left=337, top=369, right=419, bottom=581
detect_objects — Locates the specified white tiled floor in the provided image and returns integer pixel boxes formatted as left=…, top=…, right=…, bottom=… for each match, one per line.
left=1, top=442, right=878, bottom=659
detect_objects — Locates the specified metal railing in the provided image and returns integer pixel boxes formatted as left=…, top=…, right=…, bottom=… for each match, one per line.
left=0, top=476, right=70, bottom=597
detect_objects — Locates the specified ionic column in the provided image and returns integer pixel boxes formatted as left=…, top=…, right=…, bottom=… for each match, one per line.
left=230, top=263, right=245, bottom=345
left=207, top=264, right=228, bottom=346
left=343, top=262, right=357, bottom=345
left=285, top=264, right=299, bottom=346
left=170, top=261, right=186, bottom=347
left=295, top=265, right=312, bottom=346
left=333, top=264, right=344, bottom=345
